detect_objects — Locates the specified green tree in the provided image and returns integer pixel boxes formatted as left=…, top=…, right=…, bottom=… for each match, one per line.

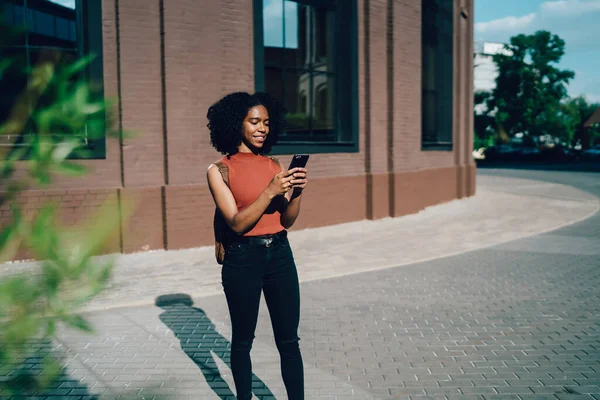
left=0, top=20, right=130, bottom=395
left=489, top=30, right=574, bottom=141
left=474, top=90, right=497, bottom=147
left=561, top=96, right=600, bottom=149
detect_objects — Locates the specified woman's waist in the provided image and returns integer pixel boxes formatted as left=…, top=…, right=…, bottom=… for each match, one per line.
left=238, top=212, right=284, bottom=236
left=230, top=229, right=287, bottom=247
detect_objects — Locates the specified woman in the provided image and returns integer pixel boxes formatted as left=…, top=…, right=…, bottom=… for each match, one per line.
left=206, top=92, right=307, bottom=400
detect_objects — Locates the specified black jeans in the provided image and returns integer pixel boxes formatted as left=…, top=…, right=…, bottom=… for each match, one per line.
left=221, top=231, right=304, bottom=400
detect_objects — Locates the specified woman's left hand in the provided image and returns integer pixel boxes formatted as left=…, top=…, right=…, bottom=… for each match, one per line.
left=287, top=167, right=308, bottom=190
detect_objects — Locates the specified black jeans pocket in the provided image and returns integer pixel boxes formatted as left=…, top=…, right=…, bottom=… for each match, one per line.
left=225, top=242, right=250, bottom=258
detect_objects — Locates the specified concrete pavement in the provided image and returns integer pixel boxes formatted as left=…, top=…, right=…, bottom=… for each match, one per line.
left=2, top=171, right=600, bottom=399
left=3, top=174, right=597, bottom=313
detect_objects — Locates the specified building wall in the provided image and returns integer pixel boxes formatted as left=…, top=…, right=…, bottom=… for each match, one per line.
left=474, top=42, right=508, bottom=93
left=1, top=0, right=475, bottom=260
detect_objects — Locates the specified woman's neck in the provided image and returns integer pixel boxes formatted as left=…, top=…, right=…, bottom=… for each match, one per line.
left=237, top=143, right=258, bottom=154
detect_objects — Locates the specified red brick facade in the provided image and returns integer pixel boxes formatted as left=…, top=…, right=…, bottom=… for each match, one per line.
left=2, top=0, right=475, bottom=259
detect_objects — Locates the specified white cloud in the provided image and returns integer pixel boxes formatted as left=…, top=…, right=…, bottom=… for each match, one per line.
left=475, top=13, right=536, bottom=34
left=540, top=0, right=600, bottom=16
left=475, top=0, right=600, bottom=38
left=584, top=94, right=600, bottom=103
left=475, top=0, right=600, bottom=100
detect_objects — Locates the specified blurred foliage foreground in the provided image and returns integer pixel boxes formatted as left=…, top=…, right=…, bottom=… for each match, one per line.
left=0, top=27, right=131, bottom=396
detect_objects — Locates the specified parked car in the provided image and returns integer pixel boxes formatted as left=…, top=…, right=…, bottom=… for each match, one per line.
left=581, top=144, right=600, bottom=160
left=483, top=144, right=542, bottom=162
left=539, top=144, right=576, bottom=162
left=483, top=145, right=520, bottom=161
left=518, top=146, right=541, bottom=160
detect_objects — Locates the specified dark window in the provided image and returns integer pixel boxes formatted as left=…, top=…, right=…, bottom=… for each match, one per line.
left=254, top=0, right=358, bottom=154
left=421, top=0, right=453, bottom=150
left=1, top=0, right=105, bottom=159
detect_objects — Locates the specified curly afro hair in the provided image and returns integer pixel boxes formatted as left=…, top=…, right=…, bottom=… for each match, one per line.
left=207, top=92, right=286, bottom=156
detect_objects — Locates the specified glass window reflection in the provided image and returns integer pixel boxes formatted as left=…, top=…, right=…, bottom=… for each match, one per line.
left=261, top=0, right=338, bottom=142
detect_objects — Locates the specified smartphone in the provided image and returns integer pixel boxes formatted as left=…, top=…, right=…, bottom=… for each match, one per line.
left=288, top=154, right=309, bottom=195
left=288, top=154, right=310, bottom=171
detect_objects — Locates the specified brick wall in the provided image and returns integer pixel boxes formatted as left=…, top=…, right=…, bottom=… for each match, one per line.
left=0, top=189, right=121, bottom=261
left=2, top=0, right=475, bottom=261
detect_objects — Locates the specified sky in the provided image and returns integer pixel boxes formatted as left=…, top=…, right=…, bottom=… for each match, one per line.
left=47, top=0, right=75, bottom=8
left=47, top=0, right=302, bottom=48
left=49, top=0, right=598, bottom=102
left=475, top=0, right=600, bottom=103
left=263, top=0, right=299, bottom=48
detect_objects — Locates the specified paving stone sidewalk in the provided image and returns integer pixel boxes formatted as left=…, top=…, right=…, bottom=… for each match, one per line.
left=2, top=173, right=600, bottom=400
left=2, top=175, right=598, bottom=313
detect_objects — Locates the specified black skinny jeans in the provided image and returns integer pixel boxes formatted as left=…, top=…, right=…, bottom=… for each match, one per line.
left=221, top=231, right=304, bottom=400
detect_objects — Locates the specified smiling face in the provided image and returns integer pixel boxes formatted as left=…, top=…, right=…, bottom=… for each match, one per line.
left=239, top=105, right=270, bottom=153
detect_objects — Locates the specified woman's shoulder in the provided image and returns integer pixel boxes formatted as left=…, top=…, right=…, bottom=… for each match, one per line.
left=207, top=156, right=229, bottom=177
left=207, top=157, right=230, bottom=186
left=208, top=155, right=228, bottom=167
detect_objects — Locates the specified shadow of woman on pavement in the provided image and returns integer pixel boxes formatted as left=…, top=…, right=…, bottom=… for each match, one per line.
left=155, top=293, right=275, bottom=399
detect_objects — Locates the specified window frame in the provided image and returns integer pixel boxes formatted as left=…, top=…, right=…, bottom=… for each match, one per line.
left=1, top=0, right=106, bottom=160
left=253, top=0, right=359, bottom=155
left=421, top=0, right=454, bottom=151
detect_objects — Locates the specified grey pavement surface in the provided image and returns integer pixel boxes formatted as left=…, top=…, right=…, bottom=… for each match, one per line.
left=2, top=174, right=598, bottom=313
left=2, top=170, right=600, bottom=400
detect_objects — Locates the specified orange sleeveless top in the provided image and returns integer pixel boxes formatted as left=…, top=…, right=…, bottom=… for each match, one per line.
left=221, top=152, right=285, bottom=236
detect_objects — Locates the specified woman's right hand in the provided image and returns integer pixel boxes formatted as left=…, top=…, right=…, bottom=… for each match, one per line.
left=265, top=171, right=294, bottom=199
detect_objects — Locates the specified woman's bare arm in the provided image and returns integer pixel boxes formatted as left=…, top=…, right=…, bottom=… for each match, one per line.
left=207, top=163, right=293, bottom=235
